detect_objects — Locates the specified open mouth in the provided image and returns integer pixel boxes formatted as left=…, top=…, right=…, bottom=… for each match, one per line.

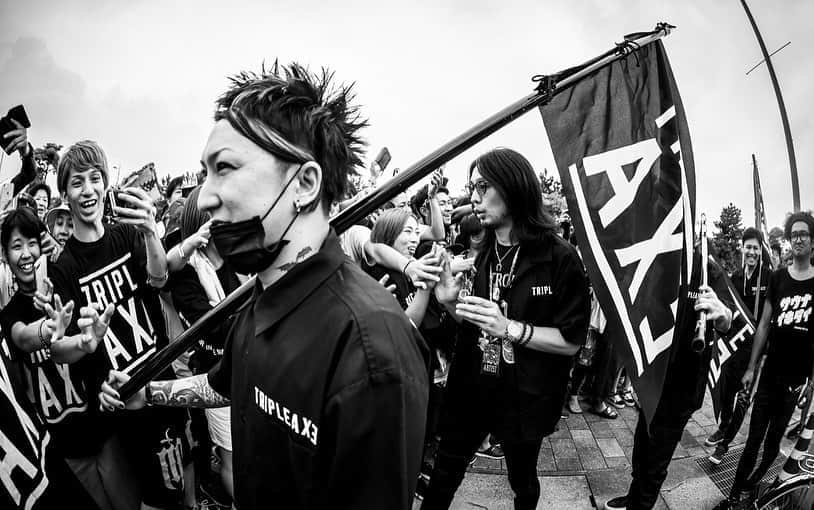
left=18, top=261, right=34, bottom=274
left=79, top=198, right=98, bottom=211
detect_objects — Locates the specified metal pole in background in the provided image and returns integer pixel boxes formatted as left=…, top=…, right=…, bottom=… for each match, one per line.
left=740, top=0, right=800, bottom=212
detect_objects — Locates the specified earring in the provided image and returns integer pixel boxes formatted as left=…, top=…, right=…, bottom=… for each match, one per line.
left=294, top=200, right=302, bottom=213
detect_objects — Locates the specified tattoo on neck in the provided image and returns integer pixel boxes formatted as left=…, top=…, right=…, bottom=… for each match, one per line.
left=276, top=246, right=314, bottom=273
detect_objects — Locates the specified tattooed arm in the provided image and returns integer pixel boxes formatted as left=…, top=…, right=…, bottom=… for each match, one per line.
left=148, top=374, right=230, bottom=408
left=99, top=371, right=229, bottom=411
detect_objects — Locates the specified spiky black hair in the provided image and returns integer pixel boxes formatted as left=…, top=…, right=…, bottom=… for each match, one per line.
left=214, top=61, right=368, bottom=210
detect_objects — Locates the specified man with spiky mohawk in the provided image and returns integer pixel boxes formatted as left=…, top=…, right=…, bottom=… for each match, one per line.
left=100, top=62, right=431, bottom=509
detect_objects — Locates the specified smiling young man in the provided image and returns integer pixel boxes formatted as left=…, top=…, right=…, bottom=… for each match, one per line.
left=48, top=140, right=189, bottom=510
left=99, top=63, right=430, bottom=510
left=706, top=227, right=770, bottom=463
left=421, top=148, right=591, bottom=510
left=716, top=212, right=814, bottom=508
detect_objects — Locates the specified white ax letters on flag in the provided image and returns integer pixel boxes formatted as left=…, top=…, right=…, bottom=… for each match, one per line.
left=541, top=40, right=697, bottom=425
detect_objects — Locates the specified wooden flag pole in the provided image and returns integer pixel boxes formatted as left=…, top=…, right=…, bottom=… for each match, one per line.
left=118, top=23, right=675, bottom=401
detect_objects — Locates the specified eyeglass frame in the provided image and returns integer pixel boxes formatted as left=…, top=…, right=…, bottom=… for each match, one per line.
left=466, top=179, right=490, bottom=197
left=789, top=231, right=811, bottom=243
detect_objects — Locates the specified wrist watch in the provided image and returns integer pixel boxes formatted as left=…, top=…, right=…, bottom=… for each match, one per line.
left=506, top=320, right=524, bottom=343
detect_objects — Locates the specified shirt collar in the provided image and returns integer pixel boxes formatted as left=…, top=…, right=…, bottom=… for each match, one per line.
left=253, top=229, right=346, bottom=337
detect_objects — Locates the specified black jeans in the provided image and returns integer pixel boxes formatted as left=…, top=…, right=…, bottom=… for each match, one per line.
left=730, top=376, right=798, bottom=496
left=420, top=419, right=543, bottom=510
left=626, top=408, right=693, bottom=510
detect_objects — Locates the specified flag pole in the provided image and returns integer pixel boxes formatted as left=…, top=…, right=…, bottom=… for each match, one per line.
left=740, top=0, right=800, bottom=212
left=118, top=23, right=675, bottom=400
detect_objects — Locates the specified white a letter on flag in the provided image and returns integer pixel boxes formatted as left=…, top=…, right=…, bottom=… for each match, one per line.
left=540, top=41, right=696, bottom=425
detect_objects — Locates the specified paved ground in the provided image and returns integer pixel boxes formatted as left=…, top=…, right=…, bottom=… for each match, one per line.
left=417, top=391, right=808, bottom=509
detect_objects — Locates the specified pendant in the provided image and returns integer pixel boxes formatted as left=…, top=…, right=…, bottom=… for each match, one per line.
left=492, top=285, right=501, bottom=302
left=480, top=341, right=501, bottom=376
left=495, top=262, right=502, bottom=273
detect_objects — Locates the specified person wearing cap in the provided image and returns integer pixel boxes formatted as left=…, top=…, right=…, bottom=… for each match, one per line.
left=45, top=203, right=73, bottom=246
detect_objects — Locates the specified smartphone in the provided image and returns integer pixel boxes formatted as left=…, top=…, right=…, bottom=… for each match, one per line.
left=374, top=147, right=391, bottom=172
left=0, top=181, right=13, bottom=211
left=34, top=255, right=48, bottom=296
left=0, top=105, right=31, bottom=154
left=104, top=189, right=120, bottom=220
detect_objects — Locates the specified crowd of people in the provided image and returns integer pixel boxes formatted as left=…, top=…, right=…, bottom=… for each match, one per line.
left=0, top=62, right=812, bottom=510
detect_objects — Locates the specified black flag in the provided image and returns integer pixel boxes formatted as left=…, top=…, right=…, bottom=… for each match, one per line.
left=540, top=41, right=696, bottom=425
left=706, top=254, right=757, bottom=419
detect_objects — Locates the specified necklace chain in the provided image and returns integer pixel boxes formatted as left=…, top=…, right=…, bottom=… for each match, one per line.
left=494, top=241, right=518, bottom=271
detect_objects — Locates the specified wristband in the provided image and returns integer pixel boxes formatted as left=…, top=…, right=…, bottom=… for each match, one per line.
left=144, top=383, right=153, bottom=406
left=147, top=268, right=169, bottom=286
left=519, top=323, right=533, bottom=346
left=177, top=243, right=189, bottom=260
left=38, top=320, right=52, bottom=350
left=402, top=259, right=415, bottom=276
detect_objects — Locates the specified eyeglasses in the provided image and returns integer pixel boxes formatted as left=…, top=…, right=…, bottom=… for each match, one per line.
left=466, top=180, right=490, bottom=197
left=790, top=231, right=811, bottom=242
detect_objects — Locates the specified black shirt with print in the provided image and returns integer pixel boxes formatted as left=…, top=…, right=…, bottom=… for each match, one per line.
left=49, top=224, right=171, bottom=377
left=731, top=262, right=769, bottom=325
left=208, top=232, right=430, bottom=510
left=0, top=293, right=107, bottom=458
left=763, top=268, right=814, bottom=385
left=443, top=233, right=590, bottom=440
left=0, top=339, right=101, bottom=510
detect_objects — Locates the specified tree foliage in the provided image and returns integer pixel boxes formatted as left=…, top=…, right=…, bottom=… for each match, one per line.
left=712, top=202, right=744, bottom=274
left=539, top=169, right=566, bottom=219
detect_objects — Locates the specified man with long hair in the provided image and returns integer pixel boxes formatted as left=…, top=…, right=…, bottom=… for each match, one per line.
left=99, top=62, right=430, bottom=510
left=421, top=148, right=591, bottom=509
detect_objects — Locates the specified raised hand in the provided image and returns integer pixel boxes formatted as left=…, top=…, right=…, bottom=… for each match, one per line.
left=42, top=294, right=75, bottom=342
left=76, top=303, right=115, bottom=353
left=434, top=250, right=464, bottom=304
left=114, top=187, right=158, bottom=236
left=3, top=118, right=31, bottom=156
left=33, top=278, right=54, bottom=311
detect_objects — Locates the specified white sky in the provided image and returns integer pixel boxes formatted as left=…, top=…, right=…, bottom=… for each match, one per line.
left=0, top=0, right=811, bottom=229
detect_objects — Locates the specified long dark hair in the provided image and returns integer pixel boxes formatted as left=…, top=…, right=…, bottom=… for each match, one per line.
left=469, top=148, right=556, bottom=251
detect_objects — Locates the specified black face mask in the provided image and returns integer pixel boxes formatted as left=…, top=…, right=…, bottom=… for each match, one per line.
left=209, top=167, right=301, bottom=275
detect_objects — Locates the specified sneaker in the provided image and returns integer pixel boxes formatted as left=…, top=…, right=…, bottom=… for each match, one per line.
left=705, top=429, right=725, bottom=446
left=476, top=443, right=505, bottom=460
left=708, top=444, right=728, bottom=465
left=609, top=395, right=626, bottom=409
left=604, top=495, right=627, bottom=509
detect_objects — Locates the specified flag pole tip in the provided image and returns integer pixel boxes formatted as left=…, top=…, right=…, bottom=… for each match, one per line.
left=656, top=22, right=676, bottom=35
